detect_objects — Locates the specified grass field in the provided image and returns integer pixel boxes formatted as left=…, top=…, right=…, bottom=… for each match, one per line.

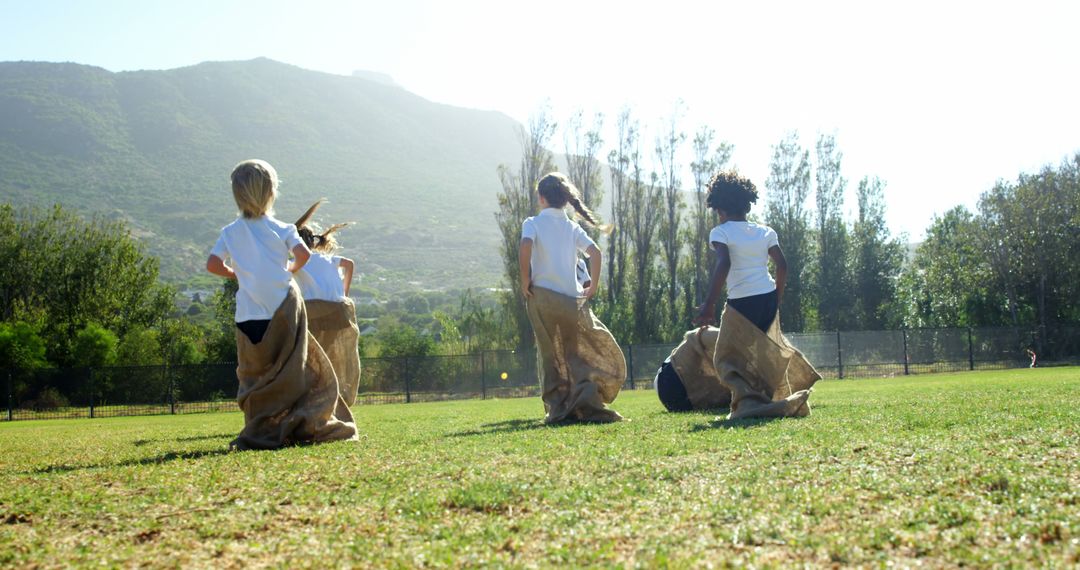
left=1, top=368, right=1078, bottom=568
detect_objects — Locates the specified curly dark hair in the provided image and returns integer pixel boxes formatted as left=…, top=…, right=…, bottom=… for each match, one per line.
left=706, top=171, right=759, bottom=216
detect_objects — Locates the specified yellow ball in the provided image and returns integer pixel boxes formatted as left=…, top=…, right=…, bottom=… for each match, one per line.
left=500, top=372, right=508, bottom=380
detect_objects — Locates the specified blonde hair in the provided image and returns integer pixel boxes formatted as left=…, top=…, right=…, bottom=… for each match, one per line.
left=230, top=159, right=279, bottom=218
left=537, top=172, right=606, bottom=230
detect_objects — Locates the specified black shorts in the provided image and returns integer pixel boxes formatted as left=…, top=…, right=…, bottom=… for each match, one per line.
left=726, top=289, right=778, bottom=333
left=655, top=359, right=693, bottom=412
left=236, top=319, right=271, bottom=344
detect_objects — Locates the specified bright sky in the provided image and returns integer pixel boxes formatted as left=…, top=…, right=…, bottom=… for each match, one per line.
left=2, top=0, right=1078, bottom=240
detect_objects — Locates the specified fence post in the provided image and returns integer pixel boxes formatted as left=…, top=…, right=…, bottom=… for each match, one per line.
left=89, top=367, right=95, bottom=419
left=836, top=330, right=844, bottom=379
left=404, top=357, right=412, bottom=404
left=480, top=351, right=487, bottom=400
left=627, top=345, right=635, bottom=390
left=968, top=328, right=975, bottom=371
left=7, top=368, right=13, bottom=421
left=168, top=365, right=176, bottom=414
left=902, top=328, right=910, bottom=376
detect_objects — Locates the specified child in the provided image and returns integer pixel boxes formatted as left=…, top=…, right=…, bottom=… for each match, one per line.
left=675, top=171, right=819, bottom=418
left=293, top=199, right=361, bottom=407
left=206, top=159, right=357, bottom=449
left=519, top=172, right=625, bottom=423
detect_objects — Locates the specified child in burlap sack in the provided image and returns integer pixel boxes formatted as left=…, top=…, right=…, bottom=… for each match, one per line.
left=676, top=171, right=818, bottom=418
left=519, top=172, right=626, bottom=424
left=293, top=199, right=361, bottom=407
left=207, top=160, right=357, bottom=449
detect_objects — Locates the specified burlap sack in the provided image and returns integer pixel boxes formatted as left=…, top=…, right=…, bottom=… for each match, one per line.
left=668, top=327, right=732, bottom=409
left=232, top=284, right=358, bottom=450
left=526, top=286, right=626, bottom=423
left=305, top=298, right=361, bottom=407
left=712, top=306, right=821, bottom=419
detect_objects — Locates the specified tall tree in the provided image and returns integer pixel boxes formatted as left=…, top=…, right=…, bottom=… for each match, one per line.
left=495, top=110, right=557, bottom=349
left=563, top=110, right=606, bottom=238
left=655, top=105, right=687, bottom=328
left=604, top=108, right=635, bottom=306
left=813, top=133, right=853, bottom=330
left=764, top=132, right=812, bottom=332
left=851, top=176, right=905, bottom=328
left=688, top=127, right=733, bottom=307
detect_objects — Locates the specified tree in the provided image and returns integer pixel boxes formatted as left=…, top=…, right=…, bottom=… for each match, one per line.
left=851, top=176, right=905, bottom=328
left=899, top=207, right=1001, bottom=327
left=812, top=134, right=854, bottom=330
left=0, top=321, right=48, bottom=369
left=0, top=204, right=174, bottom=366
left=688, top=126, right=734, bottom=307
left=494, top=109, right=557, bottom=350
left=604, top=108, right=635, bottom=307
left=563, top=110, right=606, bottom=240
left=655, top=104, right=687, bottom=329
left=764, top=133, right=812, bottom=332
left=71, top=323, right=119, bottom=368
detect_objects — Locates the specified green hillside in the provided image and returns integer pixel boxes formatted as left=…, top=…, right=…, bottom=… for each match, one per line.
left=0, top=58, right=523, bottom=292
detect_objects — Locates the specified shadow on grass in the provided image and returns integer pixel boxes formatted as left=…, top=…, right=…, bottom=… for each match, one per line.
left=688, top=415, right=789, bottom=432
left=134, top=433, right=234, bottom=447
left=30, top=448, right=233, bottom=475
left=449, top=418, right=573, bottom=437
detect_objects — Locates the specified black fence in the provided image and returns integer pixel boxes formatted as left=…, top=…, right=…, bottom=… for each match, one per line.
left=4, top=325, right=1077, bottom=421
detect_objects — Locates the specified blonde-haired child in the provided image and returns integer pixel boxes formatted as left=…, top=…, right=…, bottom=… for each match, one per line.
left=207, top=159, right=357, bottom=449
left=292, top=199, right=361, bottom=407
left=519, top=172, right=626, bottom=423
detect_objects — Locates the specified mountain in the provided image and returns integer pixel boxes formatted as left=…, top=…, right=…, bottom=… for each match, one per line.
left=0, top=58, right=523, bottom=292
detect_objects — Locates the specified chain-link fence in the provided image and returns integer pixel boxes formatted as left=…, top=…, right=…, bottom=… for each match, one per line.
left=4, top=325, right=1077, bottom=421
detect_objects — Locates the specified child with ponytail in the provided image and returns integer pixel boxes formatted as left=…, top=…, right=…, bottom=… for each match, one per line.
left=519, top=172, right=626, bottom=423
left=293, top=199, right=361, bottom=407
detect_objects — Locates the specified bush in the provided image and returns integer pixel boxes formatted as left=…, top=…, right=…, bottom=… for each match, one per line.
left=0, top=321, right=49, bottom=369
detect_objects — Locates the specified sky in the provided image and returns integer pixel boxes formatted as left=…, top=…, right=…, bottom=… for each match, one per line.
left=2, top=0, right=1078, bottom=240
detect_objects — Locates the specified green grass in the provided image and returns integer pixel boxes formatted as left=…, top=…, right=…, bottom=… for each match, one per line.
left=1, top=368, right=1078, bottom=567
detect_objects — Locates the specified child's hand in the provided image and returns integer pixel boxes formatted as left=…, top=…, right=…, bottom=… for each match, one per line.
left=520, top=280, right=533, bottom=299
left=582, top=284, right=598, bottom=299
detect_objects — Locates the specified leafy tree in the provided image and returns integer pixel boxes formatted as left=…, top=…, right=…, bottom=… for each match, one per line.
left=688, top=126, right=734, bottom=307
left=764, top=133, right=812, bottom=332
left=851, top=176, right=905, bottom=329
left=0, top=321, right=48, bottom=369
left=655, top=104, right=687, bottom=330
left=0, top=204, right=173, bottom=366
left=376, top=320, right=435, bottom=359
left=812, top=134, right=854, bottom=330
left=71, top=322, right=118, bottom=368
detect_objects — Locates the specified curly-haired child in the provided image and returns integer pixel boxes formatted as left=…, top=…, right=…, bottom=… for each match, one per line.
left=654, top=171, right=819, bottom=418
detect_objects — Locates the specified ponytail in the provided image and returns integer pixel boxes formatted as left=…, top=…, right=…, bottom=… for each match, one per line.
left=537, top=172, right=609, bottom=232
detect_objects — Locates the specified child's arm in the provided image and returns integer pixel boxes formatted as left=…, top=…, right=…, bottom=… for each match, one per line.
left=583, top=245, right=602, bottom=299
left=768, top=245, right=787, bottom=305
left=518, top=238, right=533, bottom=299
left=693, top=242, right=730, bottom=326
left=289, top=243, right=311, bottom=273
left=339, top=257, right=355, bottom=297
left=206, top=255, right=236, bottom=280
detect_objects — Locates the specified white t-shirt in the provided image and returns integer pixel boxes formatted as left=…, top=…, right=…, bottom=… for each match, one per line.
left=521, top=208, right=597, bottom=298
left=210, top=215, right=303, bottom=322
left=295, top=252, right=346, bottom=302
left=709, top=221, right=779, bottom=299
